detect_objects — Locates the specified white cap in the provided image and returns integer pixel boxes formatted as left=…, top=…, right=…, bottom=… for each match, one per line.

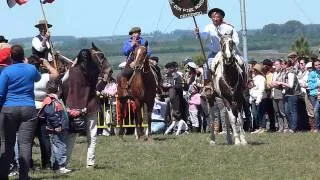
left=306, top=62, right=312, bottom=68
left=118, top=61, right=126, bottom=68
left=187, top=62, right=198, bottom=69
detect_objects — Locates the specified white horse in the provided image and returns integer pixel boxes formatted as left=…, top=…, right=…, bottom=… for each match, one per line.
left=210, top=30, right=248, bottom=145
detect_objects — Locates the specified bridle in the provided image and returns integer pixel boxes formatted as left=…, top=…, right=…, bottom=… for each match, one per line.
left=133, top=46, right=149, bottom=73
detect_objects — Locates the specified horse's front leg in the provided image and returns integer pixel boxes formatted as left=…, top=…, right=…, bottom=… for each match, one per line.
left=238, top=111, right=247, bottom=145
left=147, top=111, right=152, bottom=142
left=226, top=109, right=240, bottom=145
left=134, top=103, right=142, bottom=140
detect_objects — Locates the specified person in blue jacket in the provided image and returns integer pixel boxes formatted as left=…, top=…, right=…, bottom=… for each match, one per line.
left=0, top=45, right=41, bottom=180
left=118, top=27, right=152, bottom=97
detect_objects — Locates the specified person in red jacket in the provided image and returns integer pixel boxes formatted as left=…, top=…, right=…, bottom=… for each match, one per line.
left=0, top=35, right=12, bottom=73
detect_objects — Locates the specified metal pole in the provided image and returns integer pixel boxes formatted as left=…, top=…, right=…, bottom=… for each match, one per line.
left=240, top=0, right=248, bottom=61
left=39, top=0, right=57, bottom=68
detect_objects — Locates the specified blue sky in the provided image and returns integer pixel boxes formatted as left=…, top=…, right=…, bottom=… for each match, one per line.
left=1, top=0, right=319, bottom=40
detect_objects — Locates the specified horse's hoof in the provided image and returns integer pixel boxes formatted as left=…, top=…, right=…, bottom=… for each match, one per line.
left=241, top=140, right=248, bottom=146
left=234, top=138, right=241, bottom=145
left=209, top=140, right=216, bottom=146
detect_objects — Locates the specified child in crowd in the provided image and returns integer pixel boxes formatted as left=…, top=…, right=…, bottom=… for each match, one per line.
left=188, top=84, right=201, bottom=132
left=40, top=80, right=71, bottom=174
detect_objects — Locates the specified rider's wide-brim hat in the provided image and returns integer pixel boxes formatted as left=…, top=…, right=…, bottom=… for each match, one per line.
left=208, top=8, right=225, bottom=18
left=129, top=27, right=141, bottom=35
left=35, top=20, right=52, bottom=28
left=253, top=63, right=263, bottom=73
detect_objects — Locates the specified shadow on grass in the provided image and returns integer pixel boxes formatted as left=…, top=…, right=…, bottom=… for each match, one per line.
left=152, top=136, right=177, bottom=141
left=217, top=141, right=266, bottom=146
left=32, top=173, right=70, bottom=179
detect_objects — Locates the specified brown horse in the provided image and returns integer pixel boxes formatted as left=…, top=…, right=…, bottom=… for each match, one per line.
left=117, top=43, right=157, bottom=141
left=60, top=43, right=112, bottom=102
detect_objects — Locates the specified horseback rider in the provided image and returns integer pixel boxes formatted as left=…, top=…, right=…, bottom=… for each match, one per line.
left=118, top=26, right=152, bottom=97
left=32, top=20, right=53, bottom=62
left=195, top=8, right=243, bottom=78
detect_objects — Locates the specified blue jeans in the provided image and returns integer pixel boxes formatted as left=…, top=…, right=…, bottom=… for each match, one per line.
left=313, top=101, right=320, bottom=130
left=251, top=100, right=266, bottom=129
left=50, top=131, right=68, bottom=170
left=310, top=96, right=317, bottom=107
left=203, top=51, right=218, bottom=80
left=284, top=95, right=299, bottom=131
left=151, top=120, right=166, bottom=134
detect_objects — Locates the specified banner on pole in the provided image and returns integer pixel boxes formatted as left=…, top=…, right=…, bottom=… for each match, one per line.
left=7, top=0, right=55, bottom=8
left=168, top=0, right=207, bottom=19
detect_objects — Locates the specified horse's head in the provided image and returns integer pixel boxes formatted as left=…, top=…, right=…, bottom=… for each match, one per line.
left=132, top=41, right=149, bottom=70
left=218, top=30, right=236, bottom=65
left=90, top=42, right=112, bottom=78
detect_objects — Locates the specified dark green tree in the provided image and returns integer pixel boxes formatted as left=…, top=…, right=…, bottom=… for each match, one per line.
left=291, top=36, right=311, bottom=56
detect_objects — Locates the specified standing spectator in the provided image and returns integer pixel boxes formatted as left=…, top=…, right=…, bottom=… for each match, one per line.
left=270, top=59, right=289, bottom=132
left=281, top=60, right=302, bottom=133
left=66, top=49, right=100, bottom=169
left=28, top=55, right=59, bottom=169
left=310, top=59, right=320, bottom=132
left=162, top=62, right=184, bottom=122
left=262, top=59, right=276, bottom=131
left=250, top=63, right=266, bottom=134
left=243, top=60, right=257, bottom=131
left=41, top=80, right=71, bottom=174
left=0, top=45, right=41, bottom=180
left=0, top=35, right=11, bottom=73
left=297, top=58, right=315, bottom=131
left=288, top=52, right=299, bottom=74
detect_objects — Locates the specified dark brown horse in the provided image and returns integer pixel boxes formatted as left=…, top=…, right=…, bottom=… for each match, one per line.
left=117, top=43, right=157, bottom=141
left=60, top=43, right=112, bottom=102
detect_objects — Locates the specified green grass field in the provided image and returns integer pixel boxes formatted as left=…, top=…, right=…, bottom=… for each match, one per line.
left=27, top=132, right=320, bottom=180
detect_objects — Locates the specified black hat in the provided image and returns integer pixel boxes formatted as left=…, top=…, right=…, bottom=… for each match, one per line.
left=262, top=59, right=273, bottom=67
left=208, top=8, right=225, bottom=18
left=0, top=35, right=8, bottom=43
left=165, top=62, right=173, bottom=69
left=149, top=56, right=159, bottom=63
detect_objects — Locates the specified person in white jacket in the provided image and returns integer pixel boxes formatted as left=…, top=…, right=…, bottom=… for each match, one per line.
left=249, top=63, right=267, bottom=134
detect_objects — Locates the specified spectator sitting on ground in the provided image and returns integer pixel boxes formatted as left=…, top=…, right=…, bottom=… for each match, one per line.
left=151, top=95, right=168, bottom=134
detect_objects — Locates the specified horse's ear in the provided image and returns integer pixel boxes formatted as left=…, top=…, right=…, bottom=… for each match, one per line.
left=92, top=42, right=100, bottom=51
left=144, top=40, right=149, bottom=48
left=230, top=30, right=233, bottom=36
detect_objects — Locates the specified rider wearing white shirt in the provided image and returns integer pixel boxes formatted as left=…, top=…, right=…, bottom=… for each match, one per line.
left=32, top=20, right=53, bottom=62
left=196, top=8, right=243, bottom=79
